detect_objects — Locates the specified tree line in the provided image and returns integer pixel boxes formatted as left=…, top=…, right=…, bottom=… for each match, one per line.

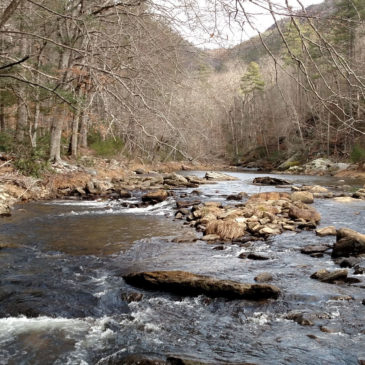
left=0, top=0, right=364, bottom=174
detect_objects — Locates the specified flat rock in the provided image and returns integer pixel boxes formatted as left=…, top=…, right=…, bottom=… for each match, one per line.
left=239, top=252, right=270, bottom=260
left=316, top=226, right=336, bottom=237
left=123, top=271, right=281, bottom=300
left=202, top=234, right=221, bottom=242
left=253, top=177, right=290, bottom=185
left=310, top=269, right=348, bottom=283
left=172, top=233, right=198, bottom=243
left=303, top=185, right=329, bottom=194
left=204, top=172, right=238, bottom=181
left=301, top=245, right=330, bottom=255
left=333, top=197, right=359, bottom=203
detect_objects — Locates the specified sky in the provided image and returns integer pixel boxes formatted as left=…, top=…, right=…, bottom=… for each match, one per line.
left=160, top=0, right=325, bottom=49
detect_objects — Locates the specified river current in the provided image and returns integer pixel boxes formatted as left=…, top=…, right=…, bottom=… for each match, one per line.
left=0, top=171, right=364, bottom=364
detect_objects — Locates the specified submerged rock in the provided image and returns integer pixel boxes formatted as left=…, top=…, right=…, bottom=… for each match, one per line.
left=123, top=271, right=281, bottom=300
left=354, top=262, right=365, bottom=275
left=254, top=273, right=273, bottom=282
left=172, top=233, right=198, bottom=243
left=97, top=352, right=257, bottom=365
left=239, top=252, right=270, bottom=261
left=285, top=311, right=314, bottom=326
left=301, top=245, right=330, bottom=255
left=332, top=228, right=365, bottom=258
left=121, top=292, right=144, bottom=303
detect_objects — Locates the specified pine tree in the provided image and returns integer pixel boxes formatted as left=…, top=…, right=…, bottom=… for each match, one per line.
left=239, top=62, right=265, bottom=95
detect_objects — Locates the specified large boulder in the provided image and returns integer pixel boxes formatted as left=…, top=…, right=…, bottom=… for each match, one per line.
left=289, top=205, right=321, bottom=223
left=253, top=176, right=290, bottom=185
left=304, top=158, right=336, bottom=173
left=142, top=190, right=168, bottom=204
left=163, top=173, right=189, bottom=187
left=277, top=153, right=302, bottom=171
left=123, top=271, right=281, bottom=300
left=291, top=191, right=314, bottom=204
left=332, top=228, right=365, bottom=258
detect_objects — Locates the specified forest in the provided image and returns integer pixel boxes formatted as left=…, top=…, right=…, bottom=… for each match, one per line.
left=0, top=0, right=364, bottom=175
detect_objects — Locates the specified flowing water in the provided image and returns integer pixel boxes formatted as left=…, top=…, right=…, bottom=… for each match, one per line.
left=0, top=171, right=364, bottom=364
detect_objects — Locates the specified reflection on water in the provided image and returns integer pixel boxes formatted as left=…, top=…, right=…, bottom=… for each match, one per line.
left=0, top=200, right=178, bottom=256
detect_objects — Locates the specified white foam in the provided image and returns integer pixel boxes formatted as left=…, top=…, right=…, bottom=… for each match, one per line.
left=56, top=199, right=174, bottom=217
left=0, top=316, right=90, bottom=339
left=46, top=200, right=109, bottom=207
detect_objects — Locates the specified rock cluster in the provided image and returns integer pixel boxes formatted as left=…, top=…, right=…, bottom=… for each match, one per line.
left=178, top=192, right=321, bottom=242
left=56, top=172, right=238, bottom=201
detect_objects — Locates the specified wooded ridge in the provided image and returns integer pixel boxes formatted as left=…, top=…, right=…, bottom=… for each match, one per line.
left=0, top=0, right=364, bottom=176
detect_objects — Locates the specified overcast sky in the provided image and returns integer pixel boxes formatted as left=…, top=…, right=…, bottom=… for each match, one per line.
left=165, top=0, right=324, bottom=49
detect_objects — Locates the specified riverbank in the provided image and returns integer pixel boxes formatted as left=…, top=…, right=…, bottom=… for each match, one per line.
left=1, top=154, right=365, bottom=217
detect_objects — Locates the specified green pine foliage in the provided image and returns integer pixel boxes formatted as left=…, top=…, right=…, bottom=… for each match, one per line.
left=332, top=0, right=365, bottom=53
left=239, top=62, right=265, bottom=95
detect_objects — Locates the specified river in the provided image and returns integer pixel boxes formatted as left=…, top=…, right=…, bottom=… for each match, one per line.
left=0, top=171, right=364, bottom=364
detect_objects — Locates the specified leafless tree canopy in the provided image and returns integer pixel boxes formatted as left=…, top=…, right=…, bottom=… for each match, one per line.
left=0, top=0, right=364, bottom=168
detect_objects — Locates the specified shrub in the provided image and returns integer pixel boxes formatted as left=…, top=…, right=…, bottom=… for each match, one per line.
left=88, top=132, right=124, bottom=157
left=0, top=132, right=15, bottom=152
left=350, top=145, right=365, bottom=163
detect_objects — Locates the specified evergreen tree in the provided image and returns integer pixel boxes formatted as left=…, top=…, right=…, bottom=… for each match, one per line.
left=239, top=62, right=265, bottom=95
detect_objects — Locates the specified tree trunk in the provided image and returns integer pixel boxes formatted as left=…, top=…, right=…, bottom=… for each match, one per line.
left=16, top=95, right=27, bottom=142
left=50, top=47, right=71, bottom=162
left=49, top=116, right=63, bottom=163
left=15, top=18, right=28, bottom=142
left=0, top=102, right=5, bottom=132
left=31, top=99, right=40, bottom=148
left=79, top=110, right=88, bottom=148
